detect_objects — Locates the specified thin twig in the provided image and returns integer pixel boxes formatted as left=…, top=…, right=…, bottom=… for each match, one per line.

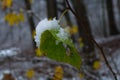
left=65, top=0, right=117, bottom=80
left=59, top=8, right=69, bottom=23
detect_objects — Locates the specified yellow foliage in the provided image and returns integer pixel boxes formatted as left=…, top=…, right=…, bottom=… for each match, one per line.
left=70, top=25, right=78, bottom=34
left=2, top=0, right=12, bottom=9
left=52, top=66, right=63, bottom=80
left=35, top=48, right=43, bottom=57
left=93, top=60, right=101, bottom=70
left=78, top=37, right=83, bottom=42
left=18, top=11, right=25, bottom=22
left=78, top=37, right=84, bottom=48
left=32, top=30, right=36, bottom=39
left=4, top=12, right=25, bottom=26
left=29, top=0, right=33, bottom=4
left=79, top=43, right=84, bottom=48
left=79, top=73, right=84, bottom=79
left=26, top=69, right=35, bottom=79
left=4, top=13, right=16, bottom=26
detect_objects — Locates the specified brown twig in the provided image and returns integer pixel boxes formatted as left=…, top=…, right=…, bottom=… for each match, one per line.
left=65, top=0, right=117, bottom=80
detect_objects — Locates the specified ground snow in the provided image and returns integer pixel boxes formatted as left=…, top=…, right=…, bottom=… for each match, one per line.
left=0, top=48, right=20, bottom=58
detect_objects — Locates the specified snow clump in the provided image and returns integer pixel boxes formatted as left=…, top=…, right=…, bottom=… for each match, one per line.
left=34, top=18, right=69, bottom=47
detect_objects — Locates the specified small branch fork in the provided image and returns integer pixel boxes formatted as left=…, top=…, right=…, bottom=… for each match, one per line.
left=65, top=0, right=117, bottom=80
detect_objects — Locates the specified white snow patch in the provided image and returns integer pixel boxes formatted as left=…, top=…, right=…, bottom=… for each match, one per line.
left=0, top=48, right=20, bottom=58
left=35, top=18, right=60, bottom=47
left=34, top=18, right=69, bottom=47
left=56, top=28, right=69, bottom=40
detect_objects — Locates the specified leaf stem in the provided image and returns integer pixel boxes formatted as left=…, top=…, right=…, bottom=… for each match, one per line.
left=59, top=8, right=69, bottom=23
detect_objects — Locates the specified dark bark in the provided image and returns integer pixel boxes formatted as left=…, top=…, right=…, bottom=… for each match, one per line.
left=117, top=0, right=120, bottom=13
left=101, top=0, right=108, bottom=37
left=71, top=0, right=94, bottom=53
left=46, top=0, right=58, bottom=19
left=106, top=0, right=119, bottom=35
left=24, top=0, right=36, bottom=52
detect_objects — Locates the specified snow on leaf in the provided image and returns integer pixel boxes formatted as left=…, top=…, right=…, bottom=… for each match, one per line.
left=52, top=66, right=63, bottom=80
left=26, top=69, right=35, bottom=79
left=34, top=18, right=60, bottom=47
left=35, top=18, right=81, bottom=69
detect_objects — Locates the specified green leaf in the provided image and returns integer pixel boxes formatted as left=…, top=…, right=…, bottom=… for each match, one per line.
left=40, top=30, right=81, bottom=69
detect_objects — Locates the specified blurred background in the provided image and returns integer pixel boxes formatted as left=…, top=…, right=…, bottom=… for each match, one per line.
left=0, top=0, right=120, bottom=80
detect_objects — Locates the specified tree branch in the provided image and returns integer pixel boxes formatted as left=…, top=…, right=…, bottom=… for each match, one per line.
left=65, top=0, right=117, bottom=80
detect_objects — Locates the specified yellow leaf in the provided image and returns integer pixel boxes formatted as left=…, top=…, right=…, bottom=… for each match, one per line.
left=79, top=73, right=84, bottom=79
left=64, top=27, right=70, bottom=34
left=29, top=0, right=33, bottom=4
left=26, top=69, right=35, bottom=78
left=32, top=30, right=36, bottom=39
left=79, top=43, right=84, bottom=48
left=18, top=11, right=25, bottom=22
left=78, top=37, right=83, bottom=42
left=2, top=0, right=12, bottom=9
left=78, top=37, right=84, bottom=48
left=4, top=12, right=24, bottom=26
left=70, top=25, right=78, bottom=34
left=4, top=13, right=15, bottom=26
left=35, top=48, right=43, bottom=57
left=52, top=66, right=63, bottom=80
left=93, top=60, right=101, bottom=70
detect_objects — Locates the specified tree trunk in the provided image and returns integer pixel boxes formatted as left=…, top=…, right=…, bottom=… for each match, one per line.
left=101, top=0, right=108, bottom=37
left=118, top=0, right=120, bottom=13
left=71, top=0, right=94, bottom=53
left=24, top=0, right=36, bottom=53
left=106, top=0, right=119, bottom=35
left=46, top=0, right=58, bottom=19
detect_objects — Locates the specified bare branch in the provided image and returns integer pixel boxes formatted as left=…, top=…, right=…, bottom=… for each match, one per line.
left=65, top=0, right=117, bottom=80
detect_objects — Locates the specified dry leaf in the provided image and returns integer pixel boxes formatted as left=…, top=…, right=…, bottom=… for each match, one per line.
left=2, top=0, right=12, bottom=10
left=2, top=73, right=15, bottom=80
